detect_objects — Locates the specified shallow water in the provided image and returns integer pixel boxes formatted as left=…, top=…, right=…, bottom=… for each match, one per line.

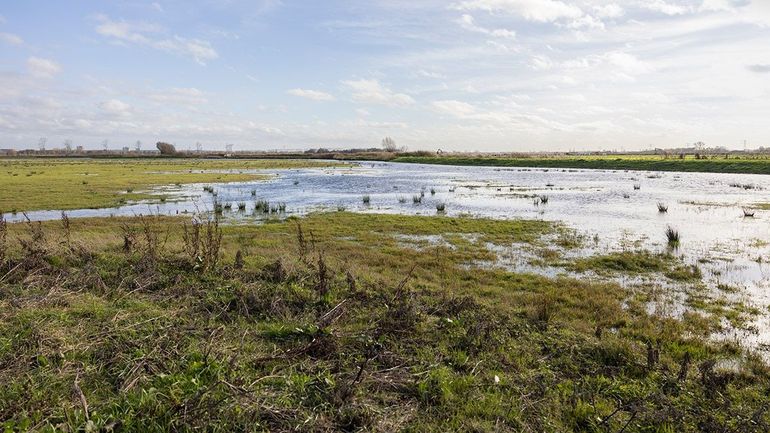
left=6, top=161, right=770, bottom=351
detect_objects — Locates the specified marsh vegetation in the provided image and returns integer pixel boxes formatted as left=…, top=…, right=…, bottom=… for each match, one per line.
left=1, top=212, right=768, bottom=432
left=2, top=158, right=770, bottom=431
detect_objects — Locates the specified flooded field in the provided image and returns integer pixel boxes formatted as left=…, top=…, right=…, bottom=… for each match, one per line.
left=7, top=161, right=770, bottom=352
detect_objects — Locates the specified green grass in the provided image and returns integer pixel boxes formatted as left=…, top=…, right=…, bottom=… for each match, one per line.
left=0, top=158, right=342, bottom=212
left=393, top=154, right=770, bottom=174
left=564, top=251, right=702, bottom=281
left=1, top=212, right=768, bottom=432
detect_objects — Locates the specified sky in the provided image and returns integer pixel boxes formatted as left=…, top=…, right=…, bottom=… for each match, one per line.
left=1, top=0, right=769, bottom=152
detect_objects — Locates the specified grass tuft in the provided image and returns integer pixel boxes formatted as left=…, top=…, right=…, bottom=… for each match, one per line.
left=666, top=226, right=680, bottom=245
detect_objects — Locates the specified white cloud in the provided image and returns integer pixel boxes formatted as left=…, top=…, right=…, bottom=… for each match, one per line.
left=0, top=32, right=23, bottom=45
left=432, top=100, right=478, bottom=117
left=699, top=0, right=736, bottom=12
left=529, top=55, right=553, bottom=70
left=593, top=3, right=624, bottom=19
left=452, top=0, right=583, bottom=23
left=417, top=69, right=447, bottom=79
left=642, top=0, right=690, bottom=16
left=27, top=57, right=61, bottom=78
left=287, top=88, right=336, bottom=101
left=94, top=15, right=218, bottom=65
left=151, top=2, right=164, bottom=12
left=457, top=14, right=517, bottom=38
left=747, top=64, right=770, bottom=73
left=99, top=99, right=132, bottom=116
left=148, top=87, right=208, bottom=105
left=601, top=51, right=653, bottom=75
left=343, top=79, right=415, bottom=106
left=565, top=14, right=604, bottom=29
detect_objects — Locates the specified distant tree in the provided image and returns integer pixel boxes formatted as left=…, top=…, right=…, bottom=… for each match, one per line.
left=381, top=136, right=398, bottom=152
left=156, top=142, right=177, bottom=155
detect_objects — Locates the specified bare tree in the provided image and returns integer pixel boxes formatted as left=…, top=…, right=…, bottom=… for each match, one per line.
left=381, top=136, right=398, bottom=152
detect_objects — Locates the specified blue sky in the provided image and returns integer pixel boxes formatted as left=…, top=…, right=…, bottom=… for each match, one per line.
left=1, top=0, right=769, bottom=151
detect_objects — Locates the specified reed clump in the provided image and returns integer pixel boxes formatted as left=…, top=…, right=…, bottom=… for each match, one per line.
left=666, top=226, right=680, bottom=245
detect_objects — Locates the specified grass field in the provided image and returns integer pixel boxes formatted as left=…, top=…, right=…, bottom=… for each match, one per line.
left=0, top=158, right=340, bottom=213
left=1, top=211, right=767, bottom=432
left=392, top=154, right=770, bottom=174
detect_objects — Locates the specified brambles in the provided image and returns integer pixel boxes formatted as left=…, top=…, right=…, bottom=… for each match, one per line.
left=362, top=195, right=371, bottom=205
left=634, top=183, right=641, bottom=190
left=539, top=195, right=549, bottom=204
left=413, top=195, right=422, bottom=204
left=435, top=202, right=446, bottom=212
left=657, top=202, right=668, bottom=213
left=742, top=208, right=755, bottom=217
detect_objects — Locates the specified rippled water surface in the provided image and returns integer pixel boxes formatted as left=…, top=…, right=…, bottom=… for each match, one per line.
left=9, top=161, right=770, bottom=350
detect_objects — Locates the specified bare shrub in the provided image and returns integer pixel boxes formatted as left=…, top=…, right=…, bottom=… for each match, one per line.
left=234, top=250, right=244, bottom=270
left=0, top=213, right=6, bottom=266
left=181, top=216, right=221, bottom=271
left=316, top=252, right=330, bottom=297
left=296, top=221, right=307, bottom=260
left=119, top=223, right=135, bottom=254
left=200, top=217, right=222, bottom=271
left=60, top=211, right=71, bottom=247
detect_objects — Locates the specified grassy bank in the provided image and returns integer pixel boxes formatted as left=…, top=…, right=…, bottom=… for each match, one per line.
left=0, top=158, right=341, bottom=213
left=392, top=155, right=770, bottom=175
left=1, top=212, right=767, bottom=432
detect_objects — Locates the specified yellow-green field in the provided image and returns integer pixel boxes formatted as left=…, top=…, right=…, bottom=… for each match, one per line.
left=0, top=158, right=341, bottom=213
left=393, top=153, right=770, bottom=174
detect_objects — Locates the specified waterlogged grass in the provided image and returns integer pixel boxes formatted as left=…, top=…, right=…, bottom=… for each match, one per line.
left=0, top=213, right=768, bottom=432
left=393, top=154, right=770, bottom=174
left=0, top=158, right=341, bottom=212
left=565, top=251, right=702, bottom=281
